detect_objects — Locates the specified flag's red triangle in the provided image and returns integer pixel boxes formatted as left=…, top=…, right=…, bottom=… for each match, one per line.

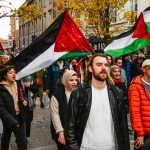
left=0, top=42, right=4, bottom=51
left=132, top=13, right=150, bottom=39
left=55, top=11, right=94, bottom=52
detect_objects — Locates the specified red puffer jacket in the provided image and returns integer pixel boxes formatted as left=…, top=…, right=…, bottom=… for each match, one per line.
left=128, top=75, right=150, bottom=136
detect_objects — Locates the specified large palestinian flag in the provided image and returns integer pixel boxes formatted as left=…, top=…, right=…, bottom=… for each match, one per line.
left=104, top=7, right=150, bottom=58
left=8, top=11, right=94, bottom=80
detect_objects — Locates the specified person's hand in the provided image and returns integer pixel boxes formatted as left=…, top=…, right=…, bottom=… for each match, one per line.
left=16, top=124, right=19, bottom=128
left=134, top=136, right=144, bottom=149
left=24, top=82, right=30, bottom=87
left=109, top=77, right=115, bottom=85
left=23, top=100, right=27, bottom=107
left=138, top=53, right=145, bottom=58
left=58, top=131, right=66, bottom=145
left=45, top=90, right=49, bottom=94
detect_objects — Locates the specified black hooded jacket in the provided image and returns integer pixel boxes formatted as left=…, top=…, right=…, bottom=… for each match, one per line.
left=0, top=81, right=25, bottom=129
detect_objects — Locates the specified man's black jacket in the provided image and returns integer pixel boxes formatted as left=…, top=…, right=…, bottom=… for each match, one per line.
left=66, top=80, right=130, bottom=150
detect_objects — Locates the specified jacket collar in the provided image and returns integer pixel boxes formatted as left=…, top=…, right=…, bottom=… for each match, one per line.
left=85, top=79, right=111, bottom=89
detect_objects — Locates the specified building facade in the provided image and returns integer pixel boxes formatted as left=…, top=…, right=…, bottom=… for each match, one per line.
left=10, top=16, right=19, bottom=50
left=0, top=35, right=13, bottom=50
left=19, top=0, right=54, bottom=50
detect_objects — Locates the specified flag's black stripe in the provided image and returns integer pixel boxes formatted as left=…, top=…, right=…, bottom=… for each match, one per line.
left=145, top=6, right=150, bottom=11
left=7, top=11, right=66, bottom=73
left=112, top=6, right=150, bottom=40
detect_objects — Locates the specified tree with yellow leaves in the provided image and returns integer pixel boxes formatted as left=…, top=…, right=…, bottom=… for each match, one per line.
left=13, top=3, right=43, bottom=21
left=53, top=0, right=136, bottom=46
left=0, top=0, right=43, bottom=21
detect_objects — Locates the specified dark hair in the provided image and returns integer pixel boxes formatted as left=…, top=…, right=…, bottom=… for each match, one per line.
left=114, top=57, right=122, bottom=63
left=0, top=65, right=16, bottom=81
left=105, top=54, right=114, bottom=65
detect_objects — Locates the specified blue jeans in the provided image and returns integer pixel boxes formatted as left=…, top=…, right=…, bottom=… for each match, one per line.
left=1, top=121, right=27, bottom=150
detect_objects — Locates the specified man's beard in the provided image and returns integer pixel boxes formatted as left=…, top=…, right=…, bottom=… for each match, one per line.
left=93, top=70, right=107, bottom=81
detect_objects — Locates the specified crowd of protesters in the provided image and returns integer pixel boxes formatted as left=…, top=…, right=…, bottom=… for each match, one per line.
left=1, top=48, right=150, bottom=150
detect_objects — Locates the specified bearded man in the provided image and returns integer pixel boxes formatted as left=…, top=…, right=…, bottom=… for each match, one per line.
left=66, top=53, right=130, bottom=150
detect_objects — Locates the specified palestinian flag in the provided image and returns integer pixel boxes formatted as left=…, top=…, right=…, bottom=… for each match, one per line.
left=0, top=42, right=4, bottom=55
left=104, top=7, right=150, bottom=58
left=8, top=11, right=94, bottom=80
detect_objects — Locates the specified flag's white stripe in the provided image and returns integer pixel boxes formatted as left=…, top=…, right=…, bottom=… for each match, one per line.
left=104, top=33, right=137, bottom=51
left=143, top=10, right=150, bottom=23
left=16, top=43, right=67, bottom=80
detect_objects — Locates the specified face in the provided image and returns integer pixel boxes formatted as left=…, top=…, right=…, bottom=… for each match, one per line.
left=115, top=59, right=122, bottom=68
left=4, top=68, right=16, bottom=83
left=67, top=75, right=78, bottom=91
left=4, top=50, right=8, bottom=55
left=1, top=55, right=9, bottom=65
left=72, top=60, right=77, bottom=66
left=111, top=68, right=121, bottom=80
left=107, top=56, right=112, bottom=65
left=125, top=55, right=129, bottom=60
left=89, top=56, right=109, bottom=81
left=138, top=57, right=145, bottom=64
left=142, top=66, right=150, bottom=78
left=85, top=54, right=92, bottom=60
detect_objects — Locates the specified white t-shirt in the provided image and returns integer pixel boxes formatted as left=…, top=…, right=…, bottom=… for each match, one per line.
left=80, top=85, right=116, bottom=150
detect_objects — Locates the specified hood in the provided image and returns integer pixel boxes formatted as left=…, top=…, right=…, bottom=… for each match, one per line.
left=61, top=70, right=77, bottom=90
left=0, top=80, right=16, bottom=87
left=130, top=75, right=143, bottom=86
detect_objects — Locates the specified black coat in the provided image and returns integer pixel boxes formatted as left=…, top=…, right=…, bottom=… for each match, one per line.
left=0, top=81, right=25, bottom=129
left=66, top=80, right=130, bottom=150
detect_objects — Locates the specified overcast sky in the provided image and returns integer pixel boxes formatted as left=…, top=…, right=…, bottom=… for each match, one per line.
left=0, top=0, right=25, bottom=39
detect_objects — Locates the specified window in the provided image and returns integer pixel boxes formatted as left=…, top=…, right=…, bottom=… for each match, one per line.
left=131, top=0, right=137, bottom=12
left=111, top=9, right=117, bottom=23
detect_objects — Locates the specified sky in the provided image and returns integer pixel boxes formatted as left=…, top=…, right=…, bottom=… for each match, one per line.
left=0, top=0, right=25, bottom=39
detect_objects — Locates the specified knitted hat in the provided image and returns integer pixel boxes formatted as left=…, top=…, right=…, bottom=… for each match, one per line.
left=142, top=59, right=150, bottom=68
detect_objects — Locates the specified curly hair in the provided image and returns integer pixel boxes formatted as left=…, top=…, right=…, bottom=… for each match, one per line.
left=0, top=65, right=16, bottom=81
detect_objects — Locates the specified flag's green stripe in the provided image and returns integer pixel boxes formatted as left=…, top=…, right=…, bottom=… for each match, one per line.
left=59, top=51, right=93, bottom=60
left=104, top=39, right=150, bottom=58
left=145, top=22, right=150, bottom=33
left=0, top=51, right=4, bottom=55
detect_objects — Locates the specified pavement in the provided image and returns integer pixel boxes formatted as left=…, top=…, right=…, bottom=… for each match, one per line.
left=0, top=98, right=134, bottom=150
left=9, top=98, right=57, bottom=150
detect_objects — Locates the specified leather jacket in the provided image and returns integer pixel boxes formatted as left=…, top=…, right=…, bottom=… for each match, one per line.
left=66, top=80, right=130, bottom=150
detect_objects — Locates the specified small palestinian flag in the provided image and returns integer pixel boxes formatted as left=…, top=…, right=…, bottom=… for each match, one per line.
left=0, top=42, right=4, bottom=55
left=104, top=7, right=150, bottom=58
left=8, top=11, right=94, bottom=80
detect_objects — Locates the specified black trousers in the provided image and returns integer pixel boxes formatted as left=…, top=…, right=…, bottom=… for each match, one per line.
left=1, top=121, right=27, bottom=150
left=55, top=140, right=66, bottom=150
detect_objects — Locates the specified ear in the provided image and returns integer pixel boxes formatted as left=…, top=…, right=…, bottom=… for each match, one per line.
left=88, top=65, right=93, bottom=73
left=4, top=75, right=7, bottom=79
left=141, top=67, right=145, bottom=73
